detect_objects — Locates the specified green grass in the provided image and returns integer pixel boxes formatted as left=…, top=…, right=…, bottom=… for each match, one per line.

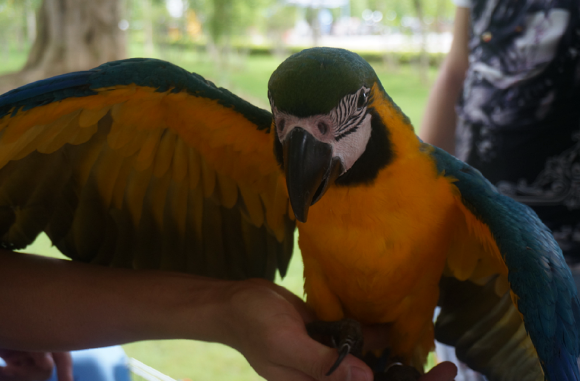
left=11, top=44, right=436, bottom=380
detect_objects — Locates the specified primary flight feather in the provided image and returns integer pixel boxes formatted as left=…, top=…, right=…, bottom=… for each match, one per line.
left=0, top=48, right=578, bottom=381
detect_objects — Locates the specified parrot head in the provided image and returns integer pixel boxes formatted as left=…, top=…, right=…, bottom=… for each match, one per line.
left=268, top=47, right=395, bottom=222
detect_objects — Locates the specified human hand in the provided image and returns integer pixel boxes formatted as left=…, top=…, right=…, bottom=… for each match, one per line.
left=221, top=279, right=374, bottom=381
left=420, top=362, right=457, bottom=381
left=0, top=350, right=72, bottom=381
left=221, top=280, right=457, bottom=381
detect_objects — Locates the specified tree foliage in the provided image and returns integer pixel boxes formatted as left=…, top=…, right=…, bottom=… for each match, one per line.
left=0, top=0, right=454, bottom=71
left=353, top=0, right=453, bottom=32
left=187, top=0, right=282, bottom=45
left=0, top=0, right=41, bottom=52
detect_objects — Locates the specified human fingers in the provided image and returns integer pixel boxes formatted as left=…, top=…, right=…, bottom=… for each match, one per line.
left=0, top=350, right=54, bottom=381
left=52, top=352, right=72, bottom=381
left=419, top=362, right=457, bottom=381
left=227, top=281, right=371, bottom=381
left=259, top=313, right=373, bottom=381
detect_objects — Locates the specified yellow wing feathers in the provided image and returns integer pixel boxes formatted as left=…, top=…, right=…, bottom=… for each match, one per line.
left=436, top=189, right=543, bottom=379
left=0, top=86, right=294, bottom=280
left=444, top=189, right=508, bottom=286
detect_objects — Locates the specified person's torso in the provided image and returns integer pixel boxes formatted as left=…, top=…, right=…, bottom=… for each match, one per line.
left=456, top=0, right=580, bottom=257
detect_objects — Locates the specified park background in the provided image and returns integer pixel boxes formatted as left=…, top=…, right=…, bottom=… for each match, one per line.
left=0, top=0, right=455, bottom=379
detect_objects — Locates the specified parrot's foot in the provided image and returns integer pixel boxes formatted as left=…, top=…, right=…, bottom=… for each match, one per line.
left=306, top=318, right=363, bottom=376
left=374, top=363, right=421, bottom=381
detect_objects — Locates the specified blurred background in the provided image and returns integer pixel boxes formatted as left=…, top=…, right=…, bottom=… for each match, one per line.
left=0, top=0, right=454, bottom=379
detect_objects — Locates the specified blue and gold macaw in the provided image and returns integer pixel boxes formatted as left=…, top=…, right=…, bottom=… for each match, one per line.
left=0, top=48, right=578, bottom=381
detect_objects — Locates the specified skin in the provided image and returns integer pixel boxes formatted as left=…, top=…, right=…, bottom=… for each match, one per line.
left=419, top=6, right=470, bottom=152
left=0, top=351, right=72, bottom=381
left=0, top=250, right=457, bottom=381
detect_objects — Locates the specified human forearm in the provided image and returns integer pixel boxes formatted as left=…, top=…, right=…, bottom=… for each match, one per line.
left=0, top=250, right=378, bottom=381
left=419, top=7, right=470, bottom=154
left=0, top=249, right=237, bottom=351
left=419, top=65, right=465, bottom=154
left=0, top=250, right=460, bottom=381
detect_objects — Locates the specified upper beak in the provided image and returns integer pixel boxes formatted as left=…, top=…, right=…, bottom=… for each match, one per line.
left=283, top=127, right=343, bottom=223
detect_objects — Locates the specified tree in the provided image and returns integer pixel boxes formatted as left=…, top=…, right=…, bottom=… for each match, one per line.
left=187, top=0, right=278, bottom=67
left=304, top=7, right=321, bottom=47
left=0, top=0, right=127, bottom=93
left=266, top=3, right=298, bottom=56
left=412, top=0, right=429, bottom=84
left=0, top=0, right=38, bottom=59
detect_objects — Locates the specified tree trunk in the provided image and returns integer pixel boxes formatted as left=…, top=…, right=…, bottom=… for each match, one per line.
left=305, top=7, right=321, bottom=47
left=26, top=0, right=37, bottom=44
left=412, top=0, right=430, bottom=85
left=435, top=0, right=448, bottom=33
left=206, top=0, right=233, bottom=70
left=0, top=0, right=126, bottom=93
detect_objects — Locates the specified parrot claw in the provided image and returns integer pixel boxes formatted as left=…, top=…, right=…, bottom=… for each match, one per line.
left=325, top=342, right=351, bottom=376
left=306, top=318, right=364, bottom=376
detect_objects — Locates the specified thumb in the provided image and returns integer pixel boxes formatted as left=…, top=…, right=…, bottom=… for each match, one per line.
left=420, top=362, right=457, bottom=381
left=328, top=354, right=374, bottom=381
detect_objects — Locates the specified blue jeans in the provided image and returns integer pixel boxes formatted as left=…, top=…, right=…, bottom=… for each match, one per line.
left=0, top=346, right=131, bottom=381
left=49, top=346, right=131, bottom=381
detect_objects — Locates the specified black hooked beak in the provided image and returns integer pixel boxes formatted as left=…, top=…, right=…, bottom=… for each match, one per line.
left=283, top=127, right=343, bottom=223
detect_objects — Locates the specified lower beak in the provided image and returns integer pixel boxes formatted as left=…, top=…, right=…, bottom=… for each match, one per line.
left=283, top=127, right=342, bottom=223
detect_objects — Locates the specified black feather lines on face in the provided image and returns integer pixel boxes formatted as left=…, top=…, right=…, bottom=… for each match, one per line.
left=333, top=88, right=368, bottom=141
left=335, top=106, right=394, bottom=186
left=272, top=94, right=393, bottom=184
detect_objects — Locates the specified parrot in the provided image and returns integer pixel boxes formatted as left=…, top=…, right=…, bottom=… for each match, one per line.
left=0, top=47, right=579, bottom=381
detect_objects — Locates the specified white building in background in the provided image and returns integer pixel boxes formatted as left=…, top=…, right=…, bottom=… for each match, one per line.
left=282, top=0, right=452, bottom=53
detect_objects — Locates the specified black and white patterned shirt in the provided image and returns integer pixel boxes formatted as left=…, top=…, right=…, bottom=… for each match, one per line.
left=455, top=0, right=580, bottom=259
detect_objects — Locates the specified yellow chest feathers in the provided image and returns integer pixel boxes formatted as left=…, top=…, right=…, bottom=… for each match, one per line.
left=297, top=146, right=458, bottom=323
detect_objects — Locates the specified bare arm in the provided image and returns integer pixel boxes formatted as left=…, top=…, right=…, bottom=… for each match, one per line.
left=0, top=249, right=234, bottom=350
left=0, top=250, right=457, bottom=381
left=419, top=7, right=470, bottom=154
left=0, top=250, right=378, bottom=381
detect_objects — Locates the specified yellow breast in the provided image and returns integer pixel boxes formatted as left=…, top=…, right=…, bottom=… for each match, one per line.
left=298, top=149, right=457, bottom=323
left=297, top=89, right=458, bottom=324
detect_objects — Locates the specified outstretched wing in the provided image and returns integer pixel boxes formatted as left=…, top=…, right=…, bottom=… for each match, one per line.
left=430, top=146, right=580, bottom=381
left=0, top=58, right=295, bottom=281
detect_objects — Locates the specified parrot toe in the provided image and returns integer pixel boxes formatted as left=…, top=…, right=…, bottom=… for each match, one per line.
left=305, top=318, right=364, bottom=375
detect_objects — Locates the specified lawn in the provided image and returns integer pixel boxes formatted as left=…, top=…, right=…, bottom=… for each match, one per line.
left=2, top=44, right=438, bottom=380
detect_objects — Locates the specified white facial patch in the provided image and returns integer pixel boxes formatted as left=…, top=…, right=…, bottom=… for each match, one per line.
left=270, top=87, right=372, bottom=174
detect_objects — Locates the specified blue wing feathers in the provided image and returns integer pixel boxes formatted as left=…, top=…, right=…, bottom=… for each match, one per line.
left=431, top=145, right=580, bottom=380
left=544, top=340, right=579, bottom=381
left=0, top=71, right=95, bottom=115
left=0, top=58, right=272, bottom=130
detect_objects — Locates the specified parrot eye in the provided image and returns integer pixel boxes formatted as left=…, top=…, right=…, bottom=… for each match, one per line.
left=277, top=118, right=286, bottom=133
left=317, top=121, right=329, bottom=135
left=357, top=90, right=368, bottom=110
